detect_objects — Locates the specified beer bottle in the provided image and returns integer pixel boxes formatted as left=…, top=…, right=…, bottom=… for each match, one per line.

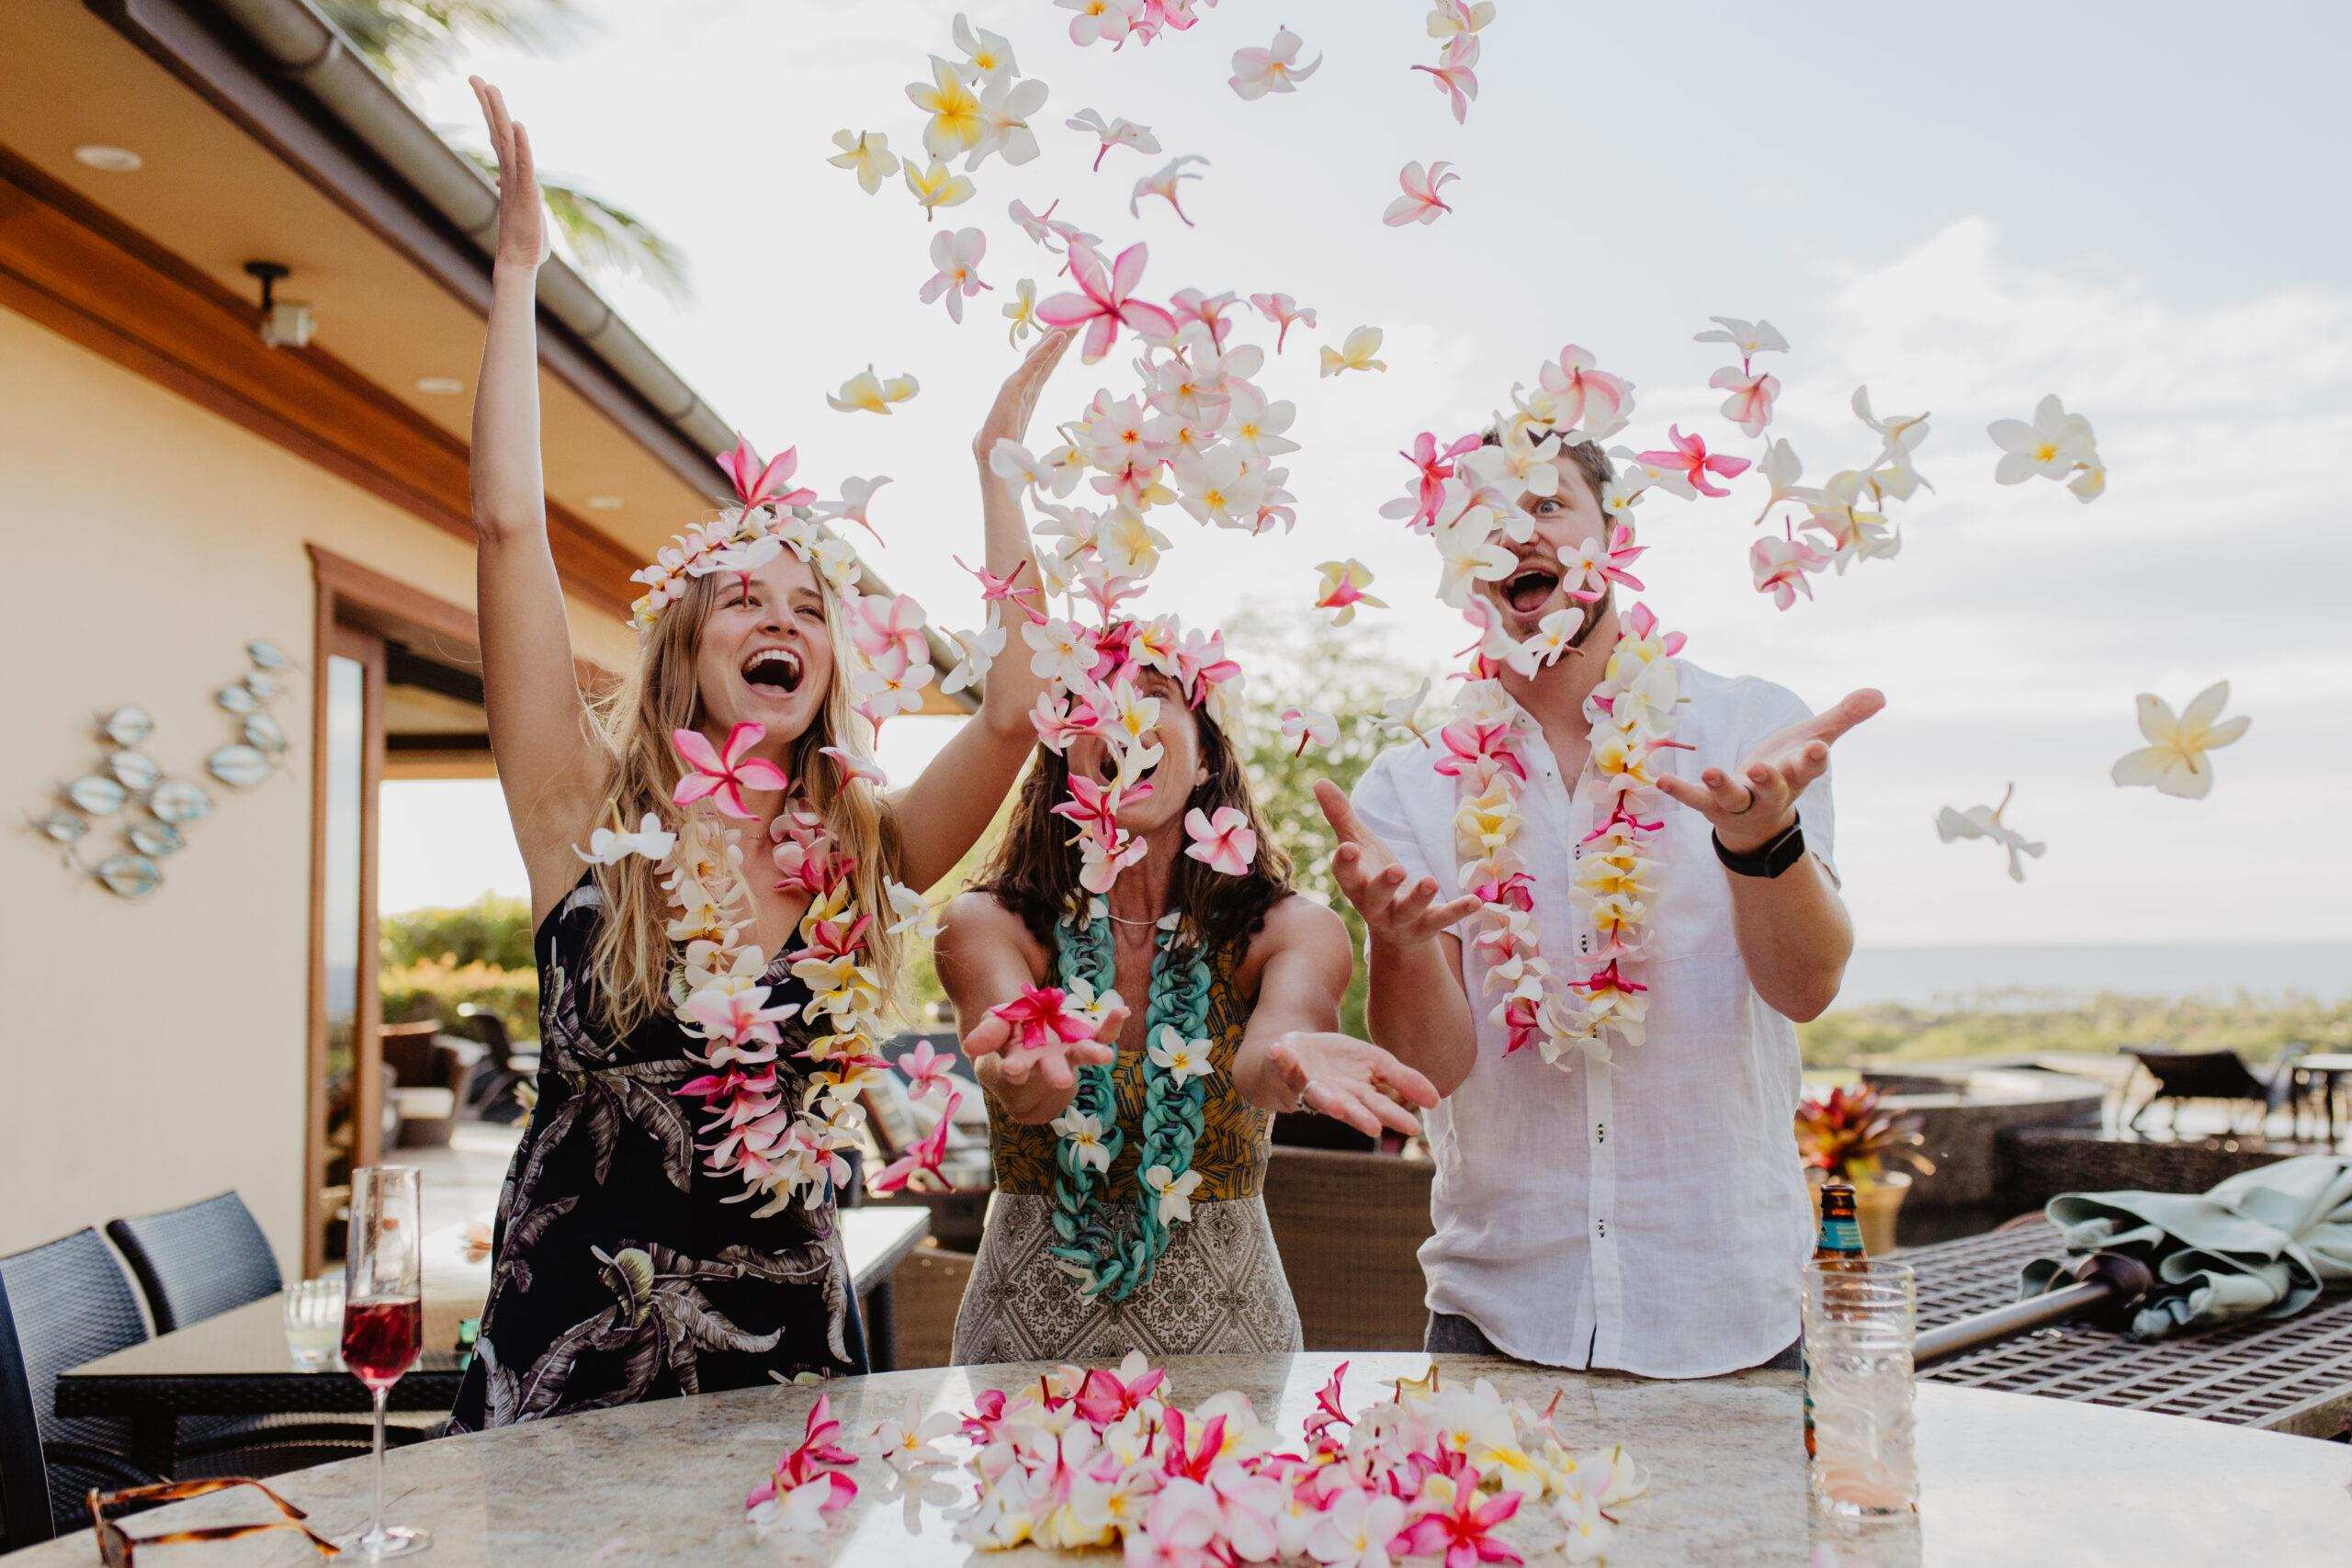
left=1803, top=1181, right=1866, bottom=1458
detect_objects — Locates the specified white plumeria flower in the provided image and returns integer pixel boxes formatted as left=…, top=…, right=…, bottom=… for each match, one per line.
left=884, top=879, right=945, bottom=940
left=1505, top=609, right=1584, bottom=676
left=1050, top=1110, right=1113, bottom=1174
left=826, top=129, right=900, bottom=195
left=1554, top=1486, right=1615, bottom=1562
left=1692, top=315, right=1789, bottom=356
left=919, top=226, right=991, bottom=322
left=873, top=1392, right=959, bottom=1471
left=1099, top=504, right=1173, bottom=577
left=1989, top=392, right=2097, bottom=485
left=1023, top=617, right=1095, bottom=685
left=746, top=1474, right=842, bottom=1539
left=942, top=616, right=1005, bottom=697
left=950, top=13, right=1019, bottom=84
left=1174, top=446, right=1268, bottom=530
left=989, top=436, right=1047, bottom=493
left=1432, top=507, right=1513, bottom=608
left=1318, top=324, right=1387, bottom=378
left=2110, top=680, right=2249, bottom=800
left=1145, top=1164, right=1204, bottom=1224
left=1229, top=27, right=1323, bottom=99
left=1147, top=1025, right=1216, bottom=1087
left=1935, top=784, right=2047, bottom=884
left=968, top=73, right=1049, bottom=169
left=574, top=810, right=676, bottom=865
left=1378, top=677, right=1434, bottom=746
left=1066, top=107, right=1160, bottom=167
left=815, top=475, right=891, bottom=536
left=1427, top=0, right=1496, bottom=39
left=1280, top=705, right=1340, bottom=756
left=1003, top=277, right=1039, bottom=345
left=853, top=659, right=934, bottom=722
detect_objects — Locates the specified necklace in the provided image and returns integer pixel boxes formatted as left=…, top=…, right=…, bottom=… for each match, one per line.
left=1046, top=900, right=1215, bottom=1301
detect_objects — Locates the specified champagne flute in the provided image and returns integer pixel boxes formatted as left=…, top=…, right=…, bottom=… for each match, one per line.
left=339, top=1166, right=431, bottom=1559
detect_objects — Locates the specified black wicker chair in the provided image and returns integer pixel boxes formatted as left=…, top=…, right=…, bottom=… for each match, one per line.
left=106, top=1191, right=281, bottom=1336
left=2122, top=1046, right=2312, bottom=1136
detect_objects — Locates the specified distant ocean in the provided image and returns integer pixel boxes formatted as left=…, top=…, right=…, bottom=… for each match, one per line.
left=1832, top=943, right=2351, bottom=1011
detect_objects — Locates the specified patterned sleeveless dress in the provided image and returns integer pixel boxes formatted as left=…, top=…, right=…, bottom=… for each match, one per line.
left=951, top=931, right=1303, bottom=1363
left=446, top=876, right=863, bottom=1432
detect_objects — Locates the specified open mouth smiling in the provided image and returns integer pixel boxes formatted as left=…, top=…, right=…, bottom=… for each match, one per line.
left=740, top=647, right=805, bottom=695
left=1501, top=562, right=1562, bottom=616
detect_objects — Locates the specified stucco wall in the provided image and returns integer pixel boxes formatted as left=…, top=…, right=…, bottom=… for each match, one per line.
left=0, top=306, right=634, bottom=1271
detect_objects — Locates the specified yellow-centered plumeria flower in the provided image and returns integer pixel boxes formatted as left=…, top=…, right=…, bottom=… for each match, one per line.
left=1003, top=276, right=1039, bottom=345
left=826, top=129, right=899, bottom=194
left=902, top=157, right=976, bottom=220
left=906, top=57, right=984, bottom=158
left=1453, top=780, right=1520, bottom=857
left=1313, top=558, right=1385, bottom=626
left=827, top=365, right=921, bottom=415
left=2111, top=679, right=2249, bottom=799
left=1318, top=323, right=1388, bottom=377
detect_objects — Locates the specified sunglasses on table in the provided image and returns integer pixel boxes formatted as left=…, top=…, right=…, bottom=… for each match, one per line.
left=86, top=1479, right=339, bottom=1564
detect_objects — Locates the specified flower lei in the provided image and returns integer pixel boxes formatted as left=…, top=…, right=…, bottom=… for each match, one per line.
left=1043, top=901, right=1215, bottom=1301
left=744, top=1352, right=1652, bottom=1561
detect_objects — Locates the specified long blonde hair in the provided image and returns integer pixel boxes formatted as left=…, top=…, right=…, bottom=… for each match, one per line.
left=583, top=565, right=904, bottom=1037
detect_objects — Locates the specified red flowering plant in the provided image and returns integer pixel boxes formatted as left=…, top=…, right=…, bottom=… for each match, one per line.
left=1793, top=1083, right=1933, bottom=1185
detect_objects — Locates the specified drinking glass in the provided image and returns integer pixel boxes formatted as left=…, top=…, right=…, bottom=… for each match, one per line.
left=1802, top=1258, right=1918, bottom=1518
left=339, top=1166, right=431, bottom=1558
left=282, top=1275, right=343, bottom=1370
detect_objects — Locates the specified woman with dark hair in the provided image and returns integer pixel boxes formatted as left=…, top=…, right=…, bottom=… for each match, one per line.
left=938, top=652, right=1438, bottom=1362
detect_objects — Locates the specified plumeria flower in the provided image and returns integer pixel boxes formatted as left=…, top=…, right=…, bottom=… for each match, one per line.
left=1384, top=159, right=1458, bottom=226
left=1711, top=365, right=1781, bottom=438
left=1226, top=383, right=1300, bottom=460
left=1539, top=344, right=1631, bottom=436
left=1749, top=527, right=1830, bottom=611
left=1693, top=315, right=1790, bottom=358
left=1147, top=1025, right=1217, bottom=1087
left=745, top=1473, right=850, bottom=1538
left=2110, top=680, right=2248, bottom=799
left=826, top=129, right=899, bottom=194
left=907, top=56, right=985, bottom=159
left=942, top=618, right=1007, bottom=697
left=1249, top=291, right=1316, bottom=353
left=993, top=984, right=1104, bottom=1053
left=1038, top=242, right=1179, bottom=364
left=886, top=880, right=946, bottom=942
left=1183, top=805, right=1259, bottom=875
left=1433, top=505, right=1513, bottom=605
left=672, top=723, right=789, bottom=818
left=1989, top=392, right=2102, bottom=499
left=1308, top=1485, right=1408, bottom=1568
left=1068, top=107, right=1161, bottom=171
left=870, top=1089, right=959, bottom=1194
left=818, top=746, right=888, bottom=791
left=1634, top=423, right=1751, bottom=498
left=872, top=1392, right=959, bottom=1472
left=919, top=227, right=992, bottom=322
left=1281, top=705, right=1340, bottom=757
left=1050, top=1108, right=1114, bottom=1174
left=1378, top=677, right=1435, bottom=747
left=1554, top=1487, right=1614, bottom=1563
left=1058, top=0, right=1133, bottom=49
left=1935, top=783, right=2047, bottom=884
left=813, top=475, right=891, bottom=539
left=1130, top=153, right=1210, bottom=227
left=969, top=73, right=1049, bottom=169
left=717, top=435, right=817, bottom=512
left=950, top=13, right=1019, bottom=84
left=1230, top=27, right=1323, bottom=98
left=896, top=1038, right=956, bottom=1100
left=956, top=554, right=1047, bottom=625
left=1145, top=1165, right=1204, bottom=1224
left=1315, top=558, right=1386, bottom=626
left=1396, top=1482, right=1521, bottom=1567
left=902, top=157, right=976, bottom=220
left=1319, top=324, right=1389, bottom=378
left=1173, top=446, right=1268, bottom=530
left=1427, top=0, right=1496, bottom=39
left=1003, top=277, right=1041, bottom=344
left=1412, top=33, right=1481, bottom=123
left=574, top=810, right=675, bottom=865
left=828, top=365, right=920, bottom=414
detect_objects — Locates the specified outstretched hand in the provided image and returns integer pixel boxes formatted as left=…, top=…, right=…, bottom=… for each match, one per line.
left=974, top=329, right=1074, bottom=463
left=961, top=999, right=1126, bottom=1092
left=1314, top=779, right=1481, bottom=946
left=1265, top=1032, right=1440, bottom=1138
left=469, top=77, right=548, bottom=273
left=1655, top=688, right=1884, bottom=853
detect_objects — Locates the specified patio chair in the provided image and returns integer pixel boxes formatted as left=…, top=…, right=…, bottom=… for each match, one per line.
left=381, top=1022, right=470, bottom=1148
left=1262, top=1146, right=1435, bottom=1350
left=106, top=1192, right=280, bottom=1336
left=2122, top=1047, right=2309, bottom=1137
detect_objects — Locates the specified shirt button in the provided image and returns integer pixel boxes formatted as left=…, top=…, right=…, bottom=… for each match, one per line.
left=1597, top=1218, right=1609, bottom=1237
left=1595, top=1122, right=1606, bottom=1144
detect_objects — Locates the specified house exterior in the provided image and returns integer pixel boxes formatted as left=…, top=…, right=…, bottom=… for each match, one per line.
left=0, top=0, right=968, bottom=1272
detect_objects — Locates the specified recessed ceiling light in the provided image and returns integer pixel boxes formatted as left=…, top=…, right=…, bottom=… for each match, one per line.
left=414, top=376, right=464, bottom=395
left=74, top=144, right=142, bottom=172
left=585, top=495, right=626, bottom=511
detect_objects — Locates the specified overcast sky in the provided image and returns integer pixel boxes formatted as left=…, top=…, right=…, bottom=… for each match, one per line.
left=384, top=0, right=2352, bottom=950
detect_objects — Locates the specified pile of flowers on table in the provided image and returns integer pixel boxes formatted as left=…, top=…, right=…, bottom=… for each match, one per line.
left=746, top=1355, right=1648, bottom=1562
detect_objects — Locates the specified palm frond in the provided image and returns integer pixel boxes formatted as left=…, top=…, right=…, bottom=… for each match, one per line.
left=454, top=145, right=695, bottom=303
left=319, top=0, right=595, bottom=80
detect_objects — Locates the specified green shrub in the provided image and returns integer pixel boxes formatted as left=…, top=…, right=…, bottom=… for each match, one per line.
left=380, top=954, right=538, bottom=1045
left=381, top=892, right=535, bottom=971
left=1799, top=992, right=2349, bottom=1070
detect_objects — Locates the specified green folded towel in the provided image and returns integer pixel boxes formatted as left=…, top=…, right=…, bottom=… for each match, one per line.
left=2019, top=1155, right=2352, bottom=1338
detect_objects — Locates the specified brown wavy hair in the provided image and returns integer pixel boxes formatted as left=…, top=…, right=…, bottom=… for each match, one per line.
left=973, top=700, right=1292, bottom=961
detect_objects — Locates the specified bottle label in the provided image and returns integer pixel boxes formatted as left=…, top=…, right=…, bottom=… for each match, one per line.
left=1818, top=1218, right=1862, bottom=1254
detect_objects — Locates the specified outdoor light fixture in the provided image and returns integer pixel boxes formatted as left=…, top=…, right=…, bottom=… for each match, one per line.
left=242, top=260, right=314, bottom=349
left=74, top=144, right=142, bottom=172
left=414, top=376, right=464, bottom=395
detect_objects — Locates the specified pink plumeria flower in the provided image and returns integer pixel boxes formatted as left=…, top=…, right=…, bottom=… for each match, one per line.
left=1382, top=430, right=1482, bottom=530
left=1412, top=33, right=1481, bottom=123
left=919, top=226, right=992, bottom=322
left=1634, top=423, right=1752, bottom=498
left=1169, top=287, right=1242, bottom=349
left=990, top=985, right=1102, bottom=1053
left=1427, top=0, right=1495, bottom=39
left=1384, top=160, right=1458, bottom=226
left=818, top=746, right=888, bottom=790
left=672, top=723, right=789, bottom=818
left=1074, top=1350, right=1169, bottom=1426
left=1130, top=153, right=1210, bottom=227
left=1711, top=365, right=1781, bottom=437
left=1315, top=558, right=1386, bottom=626
left=814, top=474, right=890, bottom=539
left=717, top=435, right=817, bottom=513
left=954, top=554, right=1047, bottom=625
left=1539, top=345, right=1631, bottom=435
left=1230, top=27, right=1323, bottom=99
left=1749, top=527, right=1830, bottom=611
left=846, top=592, right=929, bottom=668
left=869, top=1089, right=959, bottom=1194
left=1067, top=107, right=1160, bottom=169
left=682, top=985, right=792, bottom=1059
left=1037, top=242, right=1179, bottom=363
left=1249, top=291, right=1317, bottom=353
left=1078, top=821, right=1149, bottom=894
left=1561, top=524, right=1646, bottom=602
left=1396, top=1481, right=1522, bottom=1568
left=1183, top=806, right=1258, bottom=876
left=1281, top=705, right=1340, bottom=758
left=897, top=1039, right=956, bottom=1101
left=1132, top=1477, right=1223, bottom=1567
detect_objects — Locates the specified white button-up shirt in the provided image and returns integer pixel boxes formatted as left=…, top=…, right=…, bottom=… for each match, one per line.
left=1351, top=660, right=1835, bottom=1377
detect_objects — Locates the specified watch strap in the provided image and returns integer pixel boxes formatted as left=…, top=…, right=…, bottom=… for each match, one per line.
left=1713, top=818, right=1805, bottom=878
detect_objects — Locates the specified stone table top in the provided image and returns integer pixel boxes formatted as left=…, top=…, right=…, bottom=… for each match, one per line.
left=29, top=1353, right=2351, bottom=1565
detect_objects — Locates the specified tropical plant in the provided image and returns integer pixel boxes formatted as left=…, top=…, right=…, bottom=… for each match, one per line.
left=320, top=0, right=694, bottom=300
left=1794, top=1083, right=1932, bottom=1185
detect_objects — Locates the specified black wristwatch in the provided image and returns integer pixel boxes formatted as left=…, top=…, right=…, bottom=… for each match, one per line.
left=1713, top=818, right=1806, bottom=878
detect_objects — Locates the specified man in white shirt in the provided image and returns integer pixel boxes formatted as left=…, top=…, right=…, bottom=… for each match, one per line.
left=1316, top=434, right=1883, bottom=1377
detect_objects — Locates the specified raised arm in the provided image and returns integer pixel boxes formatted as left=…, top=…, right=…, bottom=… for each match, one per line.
left=1315, top=780, right=1484, bottom=1097
left=935, top=891, right=1116, bottom=1125
left=466, top=78, right=605, bottom=920
left=1231, top=897, right=1438, bottom=1139
left=889, top=332, right=1072, bottom=889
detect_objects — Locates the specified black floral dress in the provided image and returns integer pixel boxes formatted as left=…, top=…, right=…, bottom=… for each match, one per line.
left=447, top=878, right=864, bottom=1432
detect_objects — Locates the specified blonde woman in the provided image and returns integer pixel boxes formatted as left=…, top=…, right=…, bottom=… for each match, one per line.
left=448, top=81, right=1066, bottom=1429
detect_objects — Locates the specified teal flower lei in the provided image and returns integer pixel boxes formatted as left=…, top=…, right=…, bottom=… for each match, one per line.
left=1046, top=898, right=1215, bottom=1302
